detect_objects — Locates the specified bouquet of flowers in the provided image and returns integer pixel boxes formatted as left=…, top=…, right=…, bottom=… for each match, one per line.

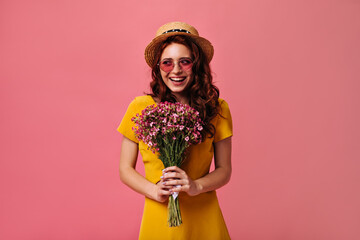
left=131, top=101, right=204, bottom=227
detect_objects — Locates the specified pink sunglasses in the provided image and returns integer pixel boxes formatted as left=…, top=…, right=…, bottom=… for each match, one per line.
left=158, top=58, right=193, bottom=72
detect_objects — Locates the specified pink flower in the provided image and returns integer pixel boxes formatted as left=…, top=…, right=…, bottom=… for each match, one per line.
left=132, top=101, right=204, bottom=152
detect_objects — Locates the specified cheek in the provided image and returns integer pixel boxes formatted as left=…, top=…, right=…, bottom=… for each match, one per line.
left=186, top=71, right=193, bottom=81
left=160, top=71, right=168, bottom=81
left=160, top=76, right=166, bottom=84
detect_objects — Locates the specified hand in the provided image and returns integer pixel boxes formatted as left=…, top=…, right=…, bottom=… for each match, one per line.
left=162, top=166, right=201, bottom=196
left=151, top=179, right=172, bottom=203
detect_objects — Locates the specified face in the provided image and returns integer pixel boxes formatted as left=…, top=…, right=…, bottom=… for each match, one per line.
left=159, top=43, right=193, bottom=101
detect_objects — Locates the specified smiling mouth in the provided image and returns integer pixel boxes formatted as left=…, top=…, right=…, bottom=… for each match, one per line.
left=169, top=77, right=186, bottom=82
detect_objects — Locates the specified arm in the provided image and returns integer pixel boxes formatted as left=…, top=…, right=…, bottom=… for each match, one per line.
left=162, top=136, right=232, bottom=196
left=119, top=136, right=172, bottom=202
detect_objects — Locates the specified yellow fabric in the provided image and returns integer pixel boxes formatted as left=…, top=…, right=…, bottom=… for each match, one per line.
left=118, top=95, right=233, bottom=240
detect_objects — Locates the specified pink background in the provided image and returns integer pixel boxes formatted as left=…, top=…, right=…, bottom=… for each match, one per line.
left=1, top=0, right=359, bottom=239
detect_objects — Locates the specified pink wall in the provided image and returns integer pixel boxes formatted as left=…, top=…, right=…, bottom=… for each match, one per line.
left=1, top=0, right=359, bottom=239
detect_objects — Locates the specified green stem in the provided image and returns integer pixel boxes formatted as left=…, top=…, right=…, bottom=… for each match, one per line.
left=167, top=195, right=182, bottom=227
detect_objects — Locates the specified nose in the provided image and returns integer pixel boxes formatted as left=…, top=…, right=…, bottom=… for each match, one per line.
left=171, top=61, right=182, bottom=74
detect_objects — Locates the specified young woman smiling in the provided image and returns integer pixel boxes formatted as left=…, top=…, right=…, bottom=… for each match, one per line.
left=117, top=22, right=233, bottom=239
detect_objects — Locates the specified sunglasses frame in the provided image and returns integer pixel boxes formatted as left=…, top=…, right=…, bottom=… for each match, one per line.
left=157, top=58, right=194, bottom=73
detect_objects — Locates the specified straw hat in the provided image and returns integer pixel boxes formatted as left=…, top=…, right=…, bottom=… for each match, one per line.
left=144, top=21, right=214, bottom=67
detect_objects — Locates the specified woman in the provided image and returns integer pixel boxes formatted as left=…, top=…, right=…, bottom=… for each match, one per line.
left=118, top=22, right=233, bottom=239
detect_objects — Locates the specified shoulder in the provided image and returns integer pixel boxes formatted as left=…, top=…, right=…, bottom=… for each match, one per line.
left=133, top=95, right=153, bottom=104
left=218, top=98, right=228, bottom=106
left=215, top=98, right=232, bottom=125
left=127, top=95, right=155, bottom=111
left=213, top=98, right=233, bottom=142
left=217, top=98, right=231, bottom=114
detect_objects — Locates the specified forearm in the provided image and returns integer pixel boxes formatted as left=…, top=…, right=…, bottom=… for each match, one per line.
left=194, top=166, right=231, bottom=194
left=119, top=165, right=156, bottom=200
left=119, top=137, right=157, bottom=200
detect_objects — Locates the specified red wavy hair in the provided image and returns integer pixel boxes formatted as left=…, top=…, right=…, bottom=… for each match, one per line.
left=148, top=35, right=220, bottom=139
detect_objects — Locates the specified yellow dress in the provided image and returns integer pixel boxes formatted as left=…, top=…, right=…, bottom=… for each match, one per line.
left=117, top=95, right=233, bottom=240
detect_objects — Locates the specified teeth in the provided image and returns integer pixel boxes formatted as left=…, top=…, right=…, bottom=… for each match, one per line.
left=170, top=77, right=186, bottom=82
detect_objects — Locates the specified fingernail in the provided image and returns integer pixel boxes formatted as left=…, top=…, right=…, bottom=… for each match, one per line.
left=160, top=176, right=163, bottom=179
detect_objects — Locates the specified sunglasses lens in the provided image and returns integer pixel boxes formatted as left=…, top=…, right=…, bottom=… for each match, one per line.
left=159, top=60, right=174, bottom=72
left=159, top=59, right=193, bottom=72
left=179, top=59, right=193, bottom=71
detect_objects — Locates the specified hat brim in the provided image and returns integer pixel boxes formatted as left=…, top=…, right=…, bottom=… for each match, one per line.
left=144, top=32, right=214, bottom=67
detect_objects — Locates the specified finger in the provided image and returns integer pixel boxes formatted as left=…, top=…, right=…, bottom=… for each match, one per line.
left=160, top=183, right=173, bottom=189
left=162, top=172, right=182, bottom=180
left=159, top=189, right=172, bottom=196
left=170, top=185, right=183, bottom=193
left=163, top=179, right=187, bottom=187
left=160, top=172, right=181, bottom=182
left=157, top=179, right=173, bottom=189
left=163, top=166, right=185, bottom=174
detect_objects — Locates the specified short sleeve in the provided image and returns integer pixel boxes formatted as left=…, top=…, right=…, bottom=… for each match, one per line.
left=214, top=99, right=233, bottom=143
left=117, top=99, right=140, bottom=143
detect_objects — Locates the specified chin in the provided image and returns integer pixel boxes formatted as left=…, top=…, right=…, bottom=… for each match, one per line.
left=165, top=78, right=190, bottom=93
